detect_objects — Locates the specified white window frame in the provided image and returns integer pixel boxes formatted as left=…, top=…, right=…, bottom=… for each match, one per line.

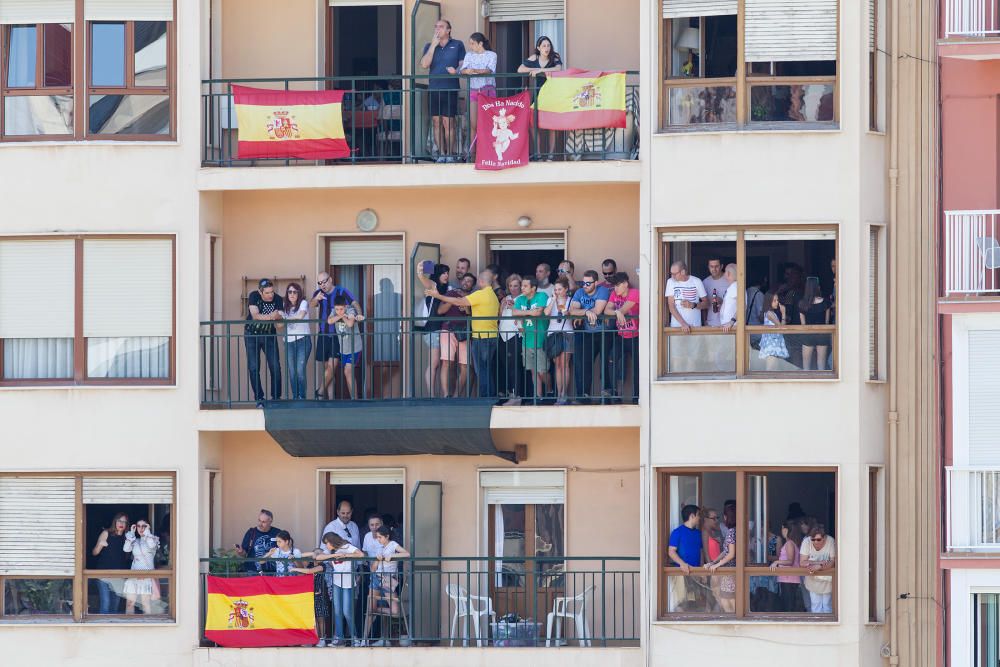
left=951, top=569, right=1000, bottom=667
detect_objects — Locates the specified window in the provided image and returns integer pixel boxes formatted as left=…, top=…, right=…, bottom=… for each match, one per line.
left=657, top=468, right=837, bottom=620
left=0, top=473, right=175, bottom=621
left=868, top=225, right=884, bottom=380
left=0, top=236, right=175, bottom=384
left=0, top=0, right=173, bottom=141
left=976, top=593, right=1000, bottom=667
left=661, top=0, right=838, bottom=128
left=658, top=227, right=837, bottom=378
left=868, top=0, right=885, bottom=131
left=867, top=466, right=883, bottom=623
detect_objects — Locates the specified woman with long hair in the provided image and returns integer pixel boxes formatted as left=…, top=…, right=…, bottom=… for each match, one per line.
left=265, top=530, right=302, bottom=577
left=416, top=263, right=451, bottom=397
left=544, top=277, right=574, bottom=404
left=758, top=290, right=789, bottom=370
left=798, top=277, right=832, bottom=370
left=461, top=32, right=497, bottom=149
left=706, top=503, right=737, bottom=613
left=770, top=519, right=806, bottom=612
left=91, top=512, right=131, bottom=613
left=518, top=36, right=563, bottom=159
left=123, top=519, right=160, bottom=615
left=283, top=282, right=311, bottom=400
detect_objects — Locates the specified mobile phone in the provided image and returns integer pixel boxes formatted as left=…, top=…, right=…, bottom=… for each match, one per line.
left=421, top=260, right=435, bottom=275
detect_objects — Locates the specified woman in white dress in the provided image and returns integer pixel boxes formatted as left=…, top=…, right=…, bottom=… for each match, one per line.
left=123, top=519, right=160, bottom=614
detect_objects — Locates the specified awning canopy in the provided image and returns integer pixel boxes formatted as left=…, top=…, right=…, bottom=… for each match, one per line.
left=263, top=400, right=511, bottom=460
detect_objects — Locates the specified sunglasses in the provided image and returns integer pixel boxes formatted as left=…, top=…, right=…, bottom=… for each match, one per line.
left=603, top=272, right=615, bottom=277
left=811, top=536, right=825, bottom=542
left=287, top=289, right=299, bottom=294
left=317, top=277, right=331, bottom=286
left=582, top=281, right=595, bottom=286
left=259, top=280, right=273, bottom=288
left=706, top=515, right=718, bottom=521
left=557, top=269, right=569, bottom=274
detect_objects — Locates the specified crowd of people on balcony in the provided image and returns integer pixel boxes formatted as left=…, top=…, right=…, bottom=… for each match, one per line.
left=242, top=256, right=639, bottom=407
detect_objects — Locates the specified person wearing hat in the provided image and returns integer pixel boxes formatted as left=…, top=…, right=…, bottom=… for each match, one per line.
left=245, top=278, right=284, bottom=407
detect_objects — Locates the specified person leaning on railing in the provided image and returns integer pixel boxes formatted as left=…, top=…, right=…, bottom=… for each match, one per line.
left=543, top=277, right=575, bottom=405
left=604, top=272, right=639, bottom=401
left=245, top=279, right=284, bottom=407
left=570, top=270, right=610, bottom=404
left=461, top=31, right=497, bottom=155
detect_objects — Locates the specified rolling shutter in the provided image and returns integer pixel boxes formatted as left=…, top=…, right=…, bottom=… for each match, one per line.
left=488, top=236, right=565, bottom=251
left=0, top=477, right=76, bottom=575
left=329, top=239, right=404, bottom=266
left=869, top=0, right=877, bottom=51
left=85, top=0, right=173, bottom=21
left=0, top=0, right=75, bottom=24
left=743, top=230, right=836, bottom=240
left=328, top=469, right=405, bottom=486
left=0, top=239, right=75, bottom=339
left=868, top=227, right=879, bottom=380
left=481, top=470, right=565, bottom=504
left=82, top=476, right=173, bottom=504
left=969, top=331, right=1000, bottom=465
left=744, top=0, right=838, bottom=62
left=662, top=0, right=737, bottom=19
left=83, top=239, right=173, bottom=338
left=488, top=0, right=564, bottom=22
left=661, top=231, right=737, bottom=242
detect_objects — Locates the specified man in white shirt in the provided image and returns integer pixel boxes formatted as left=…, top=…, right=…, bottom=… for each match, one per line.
left=702, top=258, right=728, bottom=327
left=665, top=261, right=707, bottom=333
left=321, top=500, right=361, bottom=549
left=720, top=264, right=739, bottom=332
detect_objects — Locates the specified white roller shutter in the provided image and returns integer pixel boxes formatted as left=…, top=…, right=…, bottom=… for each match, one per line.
left=82, top=476, right=173, bottom=504
left=869, top=0, right=876, bottom=51
left=329, top=239, right=403, bottom=266
left=661, top=231, right=737, bottom=242
left=488, top=0, right=564, bottom=22
left=744, top=230, right=836, bottom=240
left=662, top=0, right=737, bottom=19
left=0, top=239, right=75, bottom=339
left=744, top=0, right=838, bottom=62
left=868, top=227, right=879, bottom=380
left=969, top=331, right=1000, bottom=465
left=0, top=0, right=75, bottom=24
left=85, top=0, right=173, bottom=21
left=488, top=236, right=565, bottom=251
left=481, top=470, right=565, bottom=504
left=83, top=239, right=173, bottom=338
left=0, top=477, right=76, bottom=575
left=328, top=469, right=404, bottom=486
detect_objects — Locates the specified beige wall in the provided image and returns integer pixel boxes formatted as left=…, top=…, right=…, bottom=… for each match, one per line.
left=567, top=0, right=640, bottom=71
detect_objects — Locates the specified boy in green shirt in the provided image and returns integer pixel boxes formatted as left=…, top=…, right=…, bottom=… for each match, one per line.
left=512, top=277, right=549, bottom=404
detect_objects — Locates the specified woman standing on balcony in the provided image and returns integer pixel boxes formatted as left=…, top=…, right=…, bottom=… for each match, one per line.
left=518, top=36, right=563, bottom=160
left=544, top=277, right=574, bottom=404
left=770, top=519, right=806, bottom=612
left=706, top=503, right=737, bottom=613
left=282, top=283, right=311, bottom=400
left=123, top=519, right=160, bottom=614
left=92, top=512, right=131, bottom=613
left=416, top=264, right=450, bottom=397
left=798, top=277, right=832, bottom=371
left=461, top=32, right=497, bottom=155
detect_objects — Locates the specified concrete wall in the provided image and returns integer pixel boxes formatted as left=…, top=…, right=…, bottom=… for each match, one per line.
left=941, top=59, right=1000, bottom=210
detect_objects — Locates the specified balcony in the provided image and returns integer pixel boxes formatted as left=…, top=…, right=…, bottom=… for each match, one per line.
left=942, top=0, right=1000, bottom=58
left=199, top=556, right=639, bottom=648
left=943, top=210, right=1000, bottom=297
left=946, top=467, right=1000, bottom=552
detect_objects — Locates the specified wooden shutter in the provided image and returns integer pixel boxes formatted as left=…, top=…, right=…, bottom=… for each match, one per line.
left=82, top=476, right=173, bottom=504
left=83, top=239, right=173, bottom=339
left=481, top=470, right=565, bottom=504
left=662, top=0, right=737, bottom=19
left=488, top=236, right=565, bottom=251
left=329, top=239, right=403, bottom=266
left=0, top=477, right=75, bottom=575
left=868, top=227, right=880, bottom=380
left=84, top=0, right=173, bottom=21
left=744, top=0, right=838, bottom=62
left=488, top=0, right=564, bottom=22
left=0, top=0, right=74, bottom=23
left=969, top=331, right=1000, bottom=465
left=0, top=239, right=75, bottom=339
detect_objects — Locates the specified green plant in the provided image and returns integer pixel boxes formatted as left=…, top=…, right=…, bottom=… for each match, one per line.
left=209, top=548, right=243, bottom=576
left=7, top=579, right=72, bottom=615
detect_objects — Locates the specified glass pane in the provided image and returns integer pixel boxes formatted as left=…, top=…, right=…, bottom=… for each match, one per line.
left=4, top=95, right=74, bottom=136
left=667, top=85, right=736, bottom=126
left=90, top=22, right=125, bottom=87
left=800, top=574, right=834, bottom=614
left=668, top=475, right=699, bottom=532
left=86, top=577, right=170, bottom=616
left=495, top=504, right=526, bottom=587
left=89, top=94, right=170, bottom=135
left=2, top=337, right=73, bottom=378
left=2, top=579, right=73, bottom=616
left=134, top=21, right=167, bottom=87
left=665, top=333, right=735, bottom=374
left=534, top=504, right=564, bottom=584
left=6, top=25, right=37, bottom=87
left=44, top=24, right=72, bottom=87
left=87, top=337, right=170, bottom=378
left=748, top=575, right=802, bottom=613
left=747, top=474, right=767, bottom=566
left=748, top=332, right=835, bottom=373
left=372, top=265, right=402, bottom=363
left=665, top=575, right=735, bottom=615
left=750, top=84, right=835, bottom=123
left=976, top=593, right=1000, bottom=667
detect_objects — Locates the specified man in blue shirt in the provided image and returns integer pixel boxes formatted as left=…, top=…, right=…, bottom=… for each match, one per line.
left=420, top=19, right=465, bottom=162
left=311, top=272, right=365, bottom=399
left=667, top=504, right=702, bottom=612
left=570, top=269, right=610, bottom=403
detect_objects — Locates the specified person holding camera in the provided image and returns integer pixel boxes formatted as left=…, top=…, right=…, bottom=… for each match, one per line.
left=123, top=519, right=160, bottom=614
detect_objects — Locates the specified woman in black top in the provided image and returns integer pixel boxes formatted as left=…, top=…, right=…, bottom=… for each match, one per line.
left=92, top=512, right=132, bottom=613
left=798, top=278, right=832, bottom=371
left=416, top=263, right=451, bottom=397
left=518, top=36, right=563, bottom=160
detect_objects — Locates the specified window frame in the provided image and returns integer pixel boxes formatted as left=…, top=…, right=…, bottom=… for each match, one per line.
left=657, top=225, right=838, bottom=380
left=656, top=466, right=838, bottom=622
left=0, top=234, right=176, bottom=386
left=0, top=22, right=76, bottom=141
left=0, top=471, right=176, bottom=623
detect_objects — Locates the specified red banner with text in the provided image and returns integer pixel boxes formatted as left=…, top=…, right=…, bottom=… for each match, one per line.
left=475, top=91, right=531, bottom=171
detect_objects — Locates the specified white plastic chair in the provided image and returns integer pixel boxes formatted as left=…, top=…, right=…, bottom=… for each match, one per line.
left=546, top=585, right=594, bottom=647
left=445, top=583, right=495, bottom=647
left=977, top=236, right=1000, bottom=270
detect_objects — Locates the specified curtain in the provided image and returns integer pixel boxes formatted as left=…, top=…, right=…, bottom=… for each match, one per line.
left=494, top=504, right=504, bottom=588
left=533, top=19, right=564, bottom=59
left=2, top=338, right=73, bottom=379
left=87, top=336, right=170, bottom=379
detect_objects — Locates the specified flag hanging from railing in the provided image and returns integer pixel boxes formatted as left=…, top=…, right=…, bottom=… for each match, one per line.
left=232, top=85, right=350, bottom=160
left=536, top=70, right=627, bottom=131
left=204, top=575, right=317, bottom=647
left=475, top=91, right=531, bottom=170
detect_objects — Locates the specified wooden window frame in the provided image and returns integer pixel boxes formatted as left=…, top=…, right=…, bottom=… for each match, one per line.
left=656, top=467, right=838, bottom=622
left=0, top=234, right=177, bottom=387
left=657, top=225, right=838, bottom=380
left=0, top=471, right=176, bottom=623
left=0, top=22, right=76, bottom=141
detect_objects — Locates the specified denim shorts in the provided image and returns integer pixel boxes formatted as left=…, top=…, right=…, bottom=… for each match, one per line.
left=423, top=331, right=441, bottom=349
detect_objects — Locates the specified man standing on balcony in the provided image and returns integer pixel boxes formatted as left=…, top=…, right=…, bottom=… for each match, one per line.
left=570, top=270, right=611, bottom=403
left=234, top=509, right=281, bottom=574
left=245, top=279, right=284, bottom=407
left=666, top=261, right=707, bottom=373
left=311, top=272, right=365, bottom=400
left=703, top=257, right=728, bottom=327
left=451, top=257, right=471, bottom=289
left=667, top=504, right=702, bottom=612
left=599, top=259, right=618, bottom=290
left=322, top=500, right=362, bottom=550
left=536, top=263, right=554, bottom=297
left=421, top=19, right=465, bottom=163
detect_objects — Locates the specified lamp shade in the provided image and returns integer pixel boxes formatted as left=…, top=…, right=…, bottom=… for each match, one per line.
left=676, top=27, right=700, bottom=50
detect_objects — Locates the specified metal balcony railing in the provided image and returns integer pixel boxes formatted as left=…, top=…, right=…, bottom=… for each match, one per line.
left=946, top=467, right=1000, bottom=551
left=199, top=556, right=639, bottom=647
left=946, top=0, right=1000, bottom=37
left=944, top=210, right=1000, bottom=295
left=201, top=72, right=639, bottom=167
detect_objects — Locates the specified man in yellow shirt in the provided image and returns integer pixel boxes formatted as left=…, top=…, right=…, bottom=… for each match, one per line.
left=427, top=270, right=499, bottom=397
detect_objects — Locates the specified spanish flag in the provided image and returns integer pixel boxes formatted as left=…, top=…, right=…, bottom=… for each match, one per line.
left=232, top=85, right=350, bottom=160
left=204, top=575, right=318, bottom=647
left=536, top=70, right=627, bottom=131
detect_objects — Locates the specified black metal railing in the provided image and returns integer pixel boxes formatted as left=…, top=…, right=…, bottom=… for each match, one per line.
left=200, top=316, right=639, bottom=408
left=200, top=556, right=639, bottom=647
left=201, top=72, right=639, bottom=167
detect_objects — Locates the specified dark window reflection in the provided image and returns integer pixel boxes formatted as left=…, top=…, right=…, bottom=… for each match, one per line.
left=134, top=21, right=167, bottom=87
left=89, top=94, right=169, bottom=135
left=44, top=24, right=73, bottom=87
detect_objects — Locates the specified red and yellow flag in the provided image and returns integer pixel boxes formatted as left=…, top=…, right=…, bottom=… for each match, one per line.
left=232, top=85, right=350, bottom=160
left=536, top=70, right=627, bottom=131
left=204, top=575, right=318, bottom=647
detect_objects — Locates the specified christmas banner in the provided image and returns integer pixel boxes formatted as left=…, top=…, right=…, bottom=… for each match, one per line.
left=475, top=91, right=531, bottom=170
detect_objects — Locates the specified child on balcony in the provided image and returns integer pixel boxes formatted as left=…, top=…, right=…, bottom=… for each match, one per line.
left=361, top=525, right=410, bottom=643
left=306, top=532, right=364, bottom=647
left=264, top=530, right=301, bottom=577
left=328, top=296, right=363, bottom=399
left=758, top=291, right=790, bottom=371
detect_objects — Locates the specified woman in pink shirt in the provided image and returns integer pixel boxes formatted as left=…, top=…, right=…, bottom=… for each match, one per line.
left=770, top=519, right=805, bottom=612
left=604, top=272, right=639, bottom=402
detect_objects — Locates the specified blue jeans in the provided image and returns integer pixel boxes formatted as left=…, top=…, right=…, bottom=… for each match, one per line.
left=286, top=336, right=312, bottom=400
left=245, top=333, right=281, bottom=401
left=332, top=584, right=355, bottom=640
left=97, top=578, right=121, bottom=614
left=471, top=337, right=497, bottom=398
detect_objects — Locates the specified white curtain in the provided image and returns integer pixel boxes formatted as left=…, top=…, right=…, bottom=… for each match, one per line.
left=494, top=504, right=504, bottom=588
left=87, top=336, right=170, bottom=379
left=534, top=19, right=565, bottom=59
left=2, top=338, right=73, bottom=379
